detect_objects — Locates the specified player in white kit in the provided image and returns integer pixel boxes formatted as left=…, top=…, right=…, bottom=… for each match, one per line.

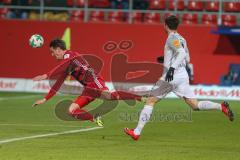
left=124, top=15, right=234, bottom=141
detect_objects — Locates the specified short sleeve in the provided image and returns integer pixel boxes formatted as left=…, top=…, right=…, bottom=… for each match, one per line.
left=167, top=35, right=182, bottom=51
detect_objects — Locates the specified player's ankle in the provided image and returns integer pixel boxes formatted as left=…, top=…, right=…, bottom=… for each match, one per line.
left=134, top=128, right=141, bottom=135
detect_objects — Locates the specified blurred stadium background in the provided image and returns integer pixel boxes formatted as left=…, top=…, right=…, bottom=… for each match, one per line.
left=0, top=0, right=239, bottom=160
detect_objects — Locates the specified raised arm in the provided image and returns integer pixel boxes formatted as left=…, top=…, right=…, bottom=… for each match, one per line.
left=32, top=73, right=67, bottom=107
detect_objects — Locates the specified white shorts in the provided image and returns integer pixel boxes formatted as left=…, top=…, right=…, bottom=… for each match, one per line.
left=156, top=70, right=195, bottom=99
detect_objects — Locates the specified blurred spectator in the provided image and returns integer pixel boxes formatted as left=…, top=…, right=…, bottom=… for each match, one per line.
left=43, top=11, right=68, bottom=21
left=28, top=0, right=40, bottom=6
left=221, top=64, right=240, bottom=86
left=90, top=0, right=110, bottom=8
left=44, top=0, right=66, bottom=7
left=43, top=0, right=67, bottom=15
left=133, top=0, right=149, bottom=10
left=7, top=0, right=29, bottom=19
left=110, top=0, right=129, bottom=9
left=223, top=71, right=239, bottom=85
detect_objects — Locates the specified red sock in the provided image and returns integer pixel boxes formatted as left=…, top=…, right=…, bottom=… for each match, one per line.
left=70, top=108, right=94, bottom=122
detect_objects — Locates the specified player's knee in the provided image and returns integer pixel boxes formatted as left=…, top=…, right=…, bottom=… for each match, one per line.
left=184, top=98, right=199, bottom=111
left=190, top=102, right=199, bottom=111
left=188, top=101, right=198, bottom=110
left=68, top=103, right=80, bottom=115
left=146, top=97, right=158, bottom=106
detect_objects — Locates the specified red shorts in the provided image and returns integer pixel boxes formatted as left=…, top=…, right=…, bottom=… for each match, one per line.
left=74, top=77, right=108, bottom=107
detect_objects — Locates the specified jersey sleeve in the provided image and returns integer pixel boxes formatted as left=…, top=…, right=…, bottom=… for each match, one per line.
left=44, top=73, right=67, bottom=101
left=167, top=35, right=187, bottom=69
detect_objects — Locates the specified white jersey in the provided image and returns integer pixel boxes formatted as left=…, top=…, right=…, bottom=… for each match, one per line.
left=162, top=32, right=190, bottom=78
left=157, top=31, right=195, bottom=99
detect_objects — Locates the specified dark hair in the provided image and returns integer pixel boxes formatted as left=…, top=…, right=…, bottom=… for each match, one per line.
left=49, top=38, right=66, bottom=50
left=165, top=15, right=179, bottom=30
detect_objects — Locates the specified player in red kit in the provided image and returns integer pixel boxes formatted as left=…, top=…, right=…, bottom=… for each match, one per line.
left=32, top=39, right=141, bottom=126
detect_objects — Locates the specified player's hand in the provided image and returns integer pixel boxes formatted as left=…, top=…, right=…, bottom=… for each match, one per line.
left=33, top=74, right=48, bottom=81
left=32, top=98, right=46, bottom=107
left=156, top=56, right=164, bottom=63
left=165, top=67, right=175, bottom=82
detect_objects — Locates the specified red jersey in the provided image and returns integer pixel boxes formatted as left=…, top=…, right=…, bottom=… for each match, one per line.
left=44, top=50, right=106, bottom=100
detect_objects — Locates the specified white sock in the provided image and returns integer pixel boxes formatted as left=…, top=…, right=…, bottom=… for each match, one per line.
left=198, top=101, right=221, bottom=111
left=134, top=105, right=153, bottom=135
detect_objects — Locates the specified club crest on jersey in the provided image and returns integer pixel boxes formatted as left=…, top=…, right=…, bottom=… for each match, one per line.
left=64, top=54, right=70, bottom=59
left=172, top=39, right=180, bottom=48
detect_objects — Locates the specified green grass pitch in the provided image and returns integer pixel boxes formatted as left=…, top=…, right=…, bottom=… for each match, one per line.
left=0, top=92, right=239, bottom=160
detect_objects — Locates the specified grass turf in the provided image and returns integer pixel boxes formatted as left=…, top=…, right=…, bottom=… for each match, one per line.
left=0, top=92, right=239, bottom=160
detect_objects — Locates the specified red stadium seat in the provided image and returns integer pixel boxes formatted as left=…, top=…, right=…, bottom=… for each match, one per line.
left=188, top=0, right=204, bottom=11
left=90, top=0, right=110, bottom=8
left=90, top=11, right=105, bottom=22
left=2, top=0, right=11, bottom=4
left=132, top=12, right=142, bottom=23
left=205, top=1, right=219, bottom=11
left=0, top=14, right=6, bottom=19
left=0, top=8, right=8, bottom=19
left=144, top=12, right=160, bottom=24
left=182, top=13, right=198, bottom=24
left=70, top=16, right=84, bottom=22
left=76, top=0, right=85, bottom=7
left=0, top=12, right=6, bottom=18
left=202, top=14, right=217, bottom=25
left=70, top=10, right=84, bottom=21
left=67, top=0, right=74, bottom=6
left=149, top=0, right=166, bottom=10
left=67, top=0, right=85, bottom=7
left=71, top=10, right=84, bottom=17
left=222, top=15, right=237, bottom=27
left=69, top=0, right=99, bottom=7
left=0, top=8, right=8, bottom=15
left=108, top=11, right=124, bottom=23
left=168, top=0, right=185, bottom=11
left=224, top=2, right=240, bottom=12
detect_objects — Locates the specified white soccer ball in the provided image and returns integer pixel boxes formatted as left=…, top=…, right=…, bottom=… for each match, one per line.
left=29, top=34, right=44, bottom=48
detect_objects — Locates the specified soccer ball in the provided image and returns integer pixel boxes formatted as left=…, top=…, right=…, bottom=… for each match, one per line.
left=29, top=34, right=44, bottom=48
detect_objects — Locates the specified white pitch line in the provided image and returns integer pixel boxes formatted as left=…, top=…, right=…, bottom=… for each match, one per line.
left=0, top=123, right=82, bottom=128
left=0, top=127, right=102, bottom=145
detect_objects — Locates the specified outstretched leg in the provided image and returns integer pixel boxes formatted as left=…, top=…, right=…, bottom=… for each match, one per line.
left=184, top=98, right=234, bottom=121
left=101, top=90, right=142, bottom=101
left=68, top=96, right=104, bottom=126
left=124, top=96, right=159, bottom=140
left=68, top=96, right=94, bottom=122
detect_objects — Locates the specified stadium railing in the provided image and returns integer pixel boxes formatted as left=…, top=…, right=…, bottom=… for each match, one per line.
left=0, top=0, right=239, bottom=26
